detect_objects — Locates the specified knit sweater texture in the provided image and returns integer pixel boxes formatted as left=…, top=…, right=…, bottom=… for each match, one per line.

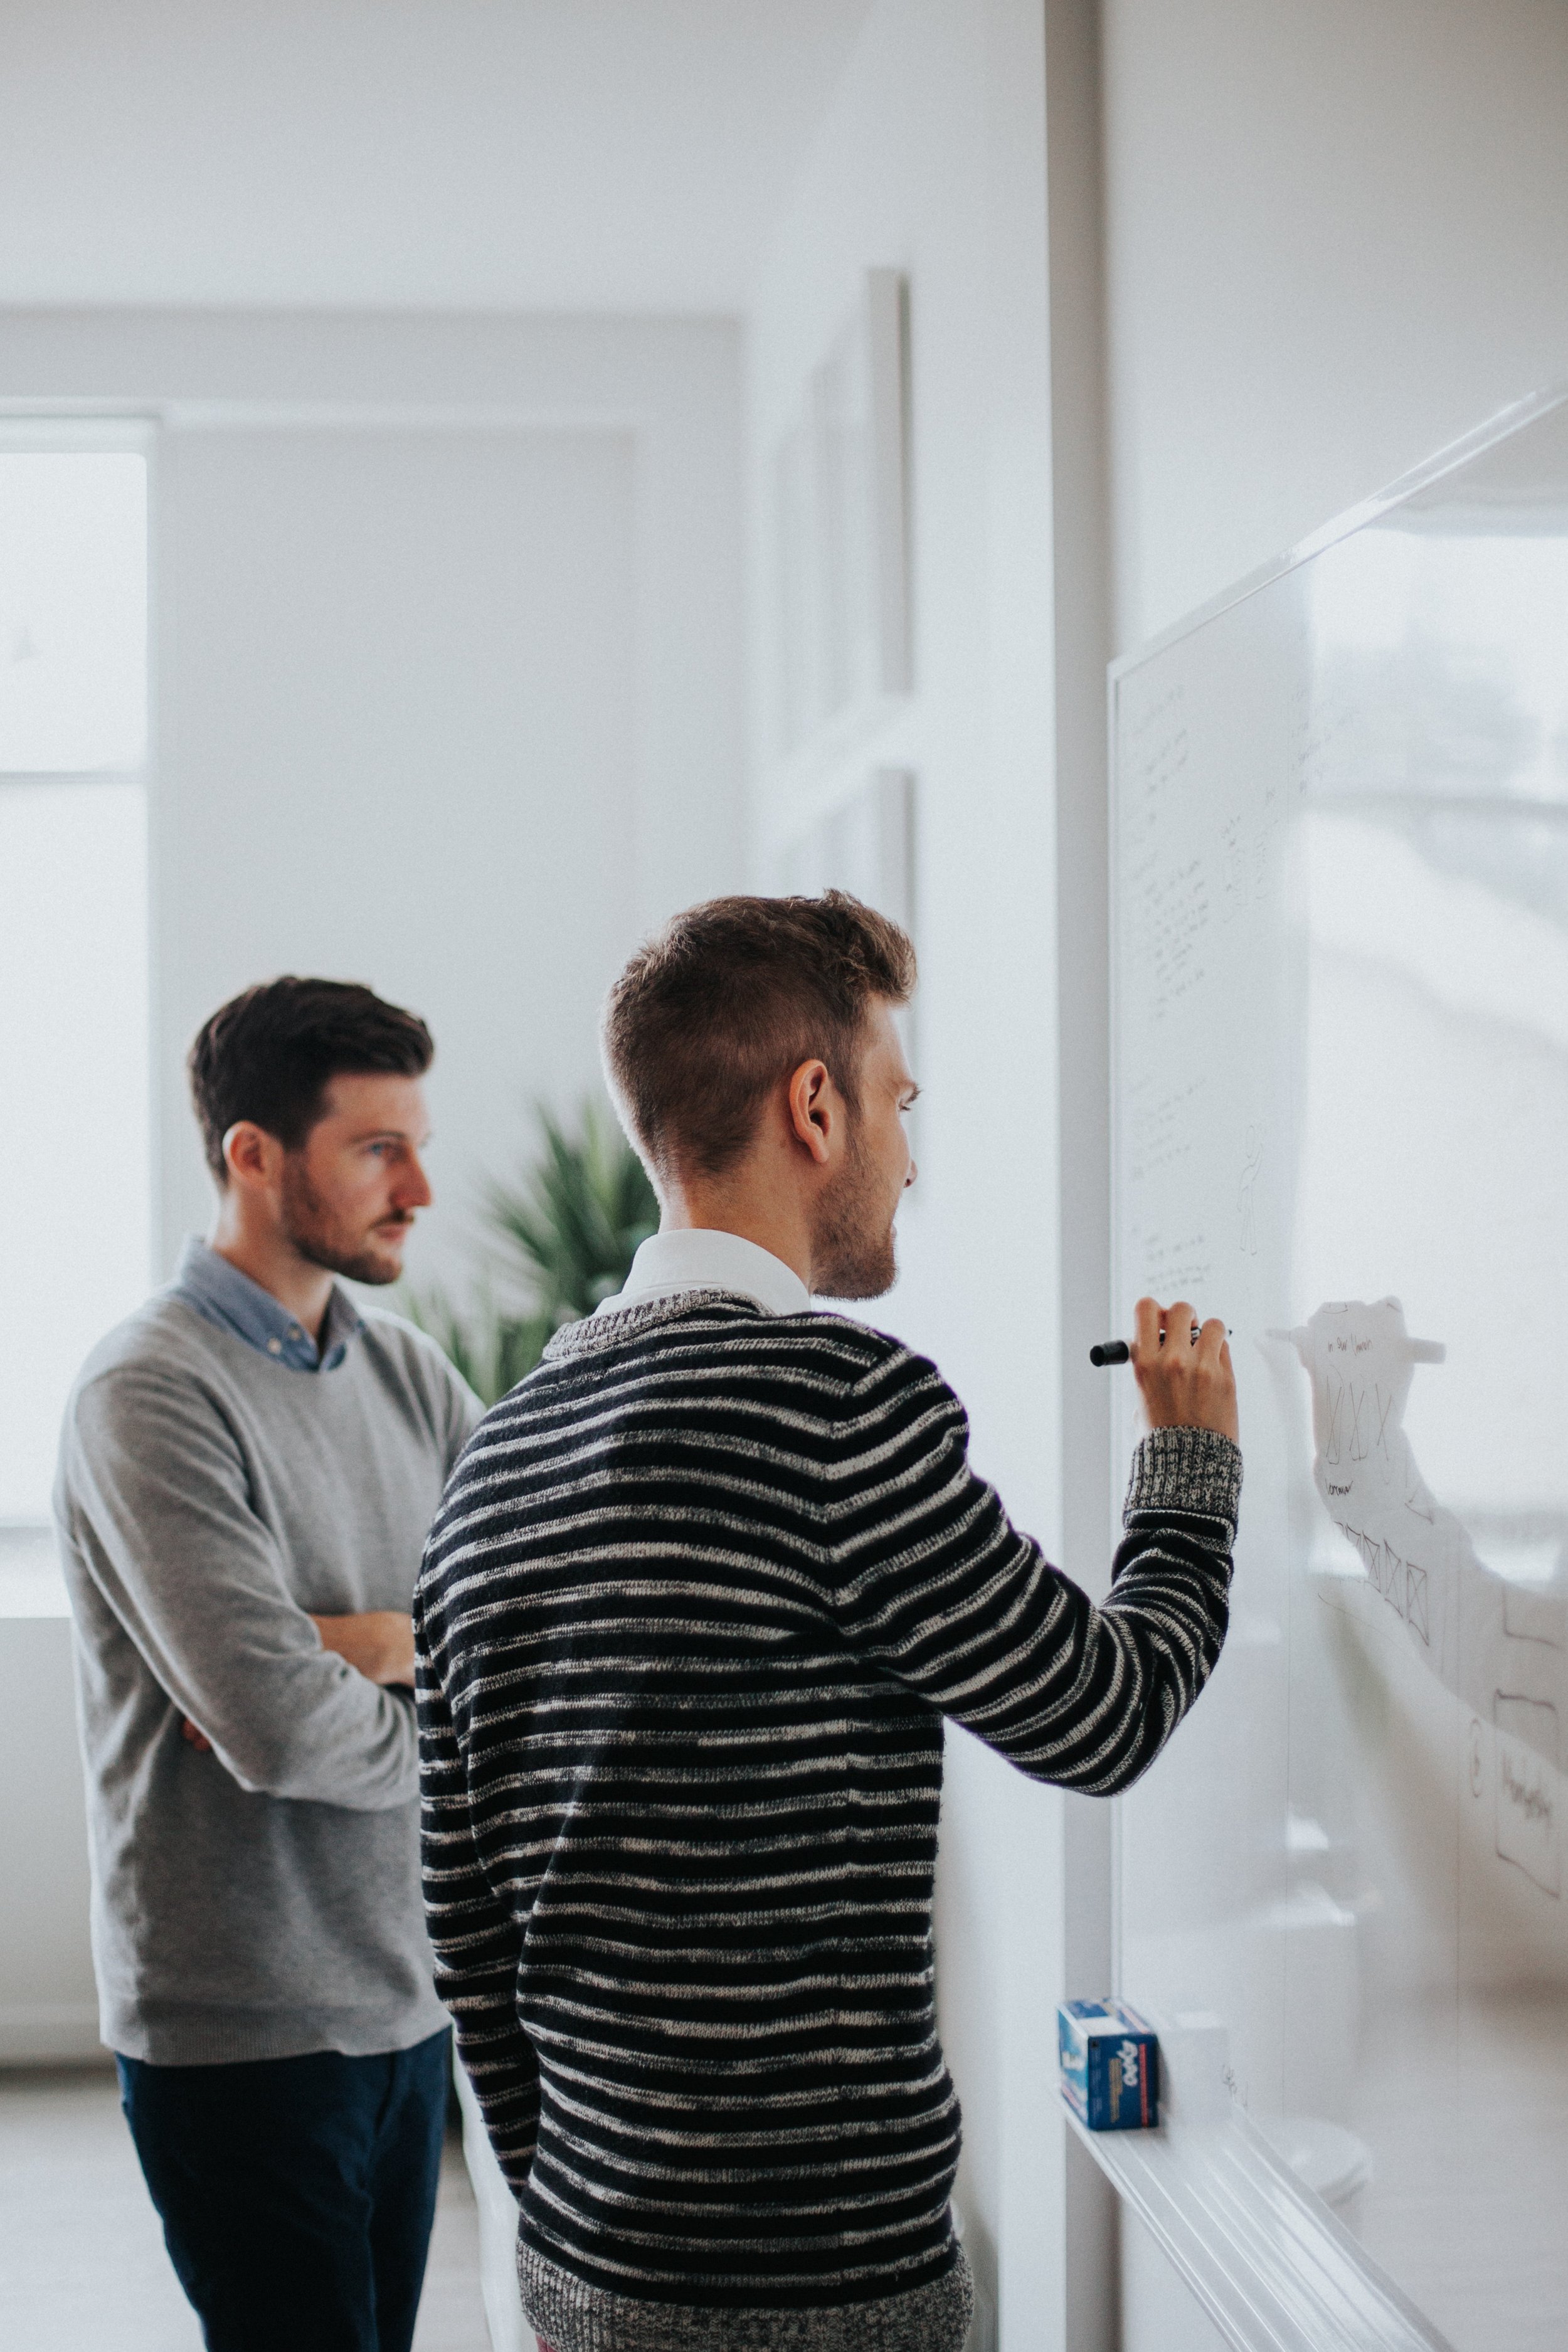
left=56, top=1291, right=480, bottom=2064
left=415, top=1293, right=1241, bottom=2352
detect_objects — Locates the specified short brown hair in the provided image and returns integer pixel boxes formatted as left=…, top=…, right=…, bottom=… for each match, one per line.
left=188, top=977, right=433, bottom=1182
left=602, top=892, right=916, bottom=1182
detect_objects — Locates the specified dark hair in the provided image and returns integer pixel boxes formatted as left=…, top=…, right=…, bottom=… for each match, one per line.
left=188, top=977, right=433, bottom=1182
left=601, top=891, right=916, bottom=1183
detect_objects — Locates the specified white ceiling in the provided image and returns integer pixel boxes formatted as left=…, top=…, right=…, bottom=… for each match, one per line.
left=1, top=0, right=872, bottom=314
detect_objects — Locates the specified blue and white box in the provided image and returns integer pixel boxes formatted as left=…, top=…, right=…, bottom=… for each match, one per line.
left=1058, top=1999, right=1160, bottom=2131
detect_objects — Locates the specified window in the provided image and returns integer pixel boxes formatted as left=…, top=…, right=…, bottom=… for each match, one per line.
left=0, top=451, right=147, bottom=770
left=0, top=443, right=151, bottom=1593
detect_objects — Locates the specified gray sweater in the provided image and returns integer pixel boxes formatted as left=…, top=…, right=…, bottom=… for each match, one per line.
left=55, top=1290, right=481, bottom=2065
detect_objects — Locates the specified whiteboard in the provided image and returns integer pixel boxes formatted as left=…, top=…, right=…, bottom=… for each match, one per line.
left=1110, top=384, right=1568, bottom=2352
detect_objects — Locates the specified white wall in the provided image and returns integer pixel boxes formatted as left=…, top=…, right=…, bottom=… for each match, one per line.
left=0, top=1619, right=99, bottom=2060
left=155, top=420, right=637, bottom=1288
left=1098, top=3, right=1568, bottom=2343
left=1103, top=0, right=1568, bottom=653
left=0, top=309, right=746, bottom=1291
left=746, top=6, right=1113, bottom=2346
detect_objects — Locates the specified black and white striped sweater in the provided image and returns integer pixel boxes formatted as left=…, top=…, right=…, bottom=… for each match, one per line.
left=414, top=1292, right=1240, bottom=2352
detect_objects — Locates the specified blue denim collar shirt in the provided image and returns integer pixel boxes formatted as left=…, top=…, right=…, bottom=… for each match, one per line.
left=172, top=1237, right=366, bottom=1372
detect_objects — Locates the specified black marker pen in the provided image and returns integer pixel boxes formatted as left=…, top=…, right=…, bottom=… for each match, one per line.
left=1089, top=1325, right=1229, bottom=1367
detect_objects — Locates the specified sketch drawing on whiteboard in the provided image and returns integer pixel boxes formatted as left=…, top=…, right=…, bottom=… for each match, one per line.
left=1505, top=1580, right=1565, bottom=1649
left=1277, top=1298, right=1567, bottom=1788
left=1219, top=812, right=1244, bottom=921
left=1494, top=1694, right=1560, bottom=1896
left=1278, top=1298, right=1453, bottom=1661
left=1237, top=1123, right=1264, bottom=1256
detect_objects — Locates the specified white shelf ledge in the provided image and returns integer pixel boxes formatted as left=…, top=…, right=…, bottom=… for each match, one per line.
left=1065, top=2099, right=1455, bottom=2352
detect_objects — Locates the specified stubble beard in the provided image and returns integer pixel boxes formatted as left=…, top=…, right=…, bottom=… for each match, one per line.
left=279, top=1158, right=410, bottom=1288
left=809, top=1127, right=898, bottom=1302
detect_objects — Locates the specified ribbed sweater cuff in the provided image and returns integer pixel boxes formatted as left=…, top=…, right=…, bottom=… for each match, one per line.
left=1125, top=1426, right=1242, bottom=1530
left=517, top=2243, right=973, bottom=2352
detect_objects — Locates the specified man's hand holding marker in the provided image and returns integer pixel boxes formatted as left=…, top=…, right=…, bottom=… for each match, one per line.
left=1107, top=1296, right=1239, bottom=1445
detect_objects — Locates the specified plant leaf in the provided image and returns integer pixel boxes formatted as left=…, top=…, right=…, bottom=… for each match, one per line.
left=406, top=1098, right=656, bottom=1403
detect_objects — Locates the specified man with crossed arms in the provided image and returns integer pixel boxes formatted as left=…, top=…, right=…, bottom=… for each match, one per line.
left=57, top=977, right=481, bottom=2352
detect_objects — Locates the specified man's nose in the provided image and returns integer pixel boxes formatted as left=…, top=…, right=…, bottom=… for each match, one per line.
left=397, top=1154, right=434, bottom=1210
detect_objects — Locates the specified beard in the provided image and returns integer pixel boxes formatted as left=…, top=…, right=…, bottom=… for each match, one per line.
left=279, top=1158, right=411, bottom=1287
left=809, top=1127, right=899, bottom=1301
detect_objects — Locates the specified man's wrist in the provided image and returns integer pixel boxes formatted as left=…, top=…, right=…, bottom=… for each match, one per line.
left=1126, top=1425, right=1242, bottom=1527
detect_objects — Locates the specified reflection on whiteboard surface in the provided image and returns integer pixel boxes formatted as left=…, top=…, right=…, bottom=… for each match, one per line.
left=1283, top=1298, right=1452, bottom=1666
left=1285, top=1296, right=1563, bottom=1822
left=1111, top=386, right=1568, bottom=2352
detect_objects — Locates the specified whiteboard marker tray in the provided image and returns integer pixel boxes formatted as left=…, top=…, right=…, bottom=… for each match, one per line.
left=1064, top=2100, right=1455, bottom=2352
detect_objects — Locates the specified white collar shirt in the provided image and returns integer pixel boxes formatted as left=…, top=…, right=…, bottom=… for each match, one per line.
left=594, top=1229, right=809, bottom=1320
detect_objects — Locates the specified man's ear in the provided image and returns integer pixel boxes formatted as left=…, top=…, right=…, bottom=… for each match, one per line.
left=786, top=1060, right=835, bottom=1167
left=222, top=1120, right=280, bottom=1190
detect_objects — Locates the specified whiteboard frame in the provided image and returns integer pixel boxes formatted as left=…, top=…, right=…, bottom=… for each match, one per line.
left=1109, top=378, right=1568, bottom=694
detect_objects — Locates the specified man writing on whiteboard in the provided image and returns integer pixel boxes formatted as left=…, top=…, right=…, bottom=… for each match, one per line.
left=416, top=894, right=1240, bottom=2352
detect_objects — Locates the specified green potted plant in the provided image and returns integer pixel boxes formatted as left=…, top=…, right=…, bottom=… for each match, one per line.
left=404, top=1101, right=657, bottom=1405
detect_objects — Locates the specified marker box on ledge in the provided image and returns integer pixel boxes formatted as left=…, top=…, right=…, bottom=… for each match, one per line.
left=1058, top=2000, right=1160, bottom=2131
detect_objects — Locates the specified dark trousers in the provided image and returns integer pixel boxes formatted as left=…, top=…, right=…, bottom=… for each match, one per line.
left=118, top=2028, right=450, bottom=2352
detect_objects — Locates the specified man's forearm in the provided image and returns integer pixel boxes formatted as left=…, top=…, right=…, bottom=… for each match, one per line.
left=66, top=1374, right=421, bottom=1808
left=311, top=1611, right=416, bottom=1687
left=183, top=1612, right=416, bottom=1761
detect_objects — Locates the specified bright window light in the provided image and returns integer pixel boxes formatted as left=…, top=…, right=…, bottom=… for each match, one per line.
left=0, top=451, right=148, bottom=771
left=0, top=781, right=152, bottom=1525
